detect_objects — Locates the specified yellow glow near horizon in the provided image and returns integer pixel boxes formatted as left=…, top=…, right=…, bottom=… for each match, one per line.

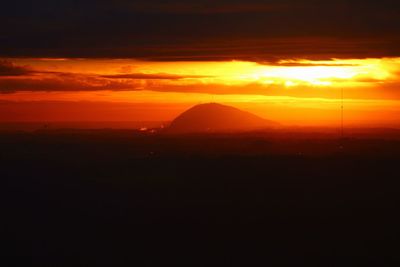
left=15, top=57, right=396, bottom=83
left=2, top=56, right=400, bottom=126
left=7, top=57, right=400, bottom=100
left=235, top=59, right=393, bottom=87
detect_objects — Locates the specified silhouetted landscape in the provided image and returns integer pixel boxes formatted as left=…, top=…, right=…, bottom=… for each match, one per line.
left=3, top=117, right=400, bottom=265
left=168, top=103, right=278, bottom=133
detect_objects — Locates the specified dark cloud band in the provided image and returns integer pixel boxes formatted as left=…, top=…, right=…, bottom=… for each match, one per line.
left=1, top=0, right=400, bottom=60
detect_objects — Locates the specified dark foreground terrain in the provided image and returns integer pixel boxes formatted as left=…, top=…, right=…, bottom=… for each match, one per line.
left=2, top=129, right=400, bottom=265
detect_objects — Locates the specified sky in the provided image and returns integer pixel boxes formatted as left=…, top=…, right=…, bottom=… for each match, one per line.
left=1, top=0, right=400, bottom=127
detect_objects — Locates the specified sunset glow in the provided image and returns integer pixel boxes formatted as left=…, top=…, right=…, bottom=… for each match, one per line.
left=1, top=56, right=400, bottom=127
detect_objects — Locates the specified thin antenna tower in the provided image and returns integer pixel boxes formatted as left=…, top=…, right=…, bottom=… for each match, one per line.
left=341, top=87, right=344, bottom=139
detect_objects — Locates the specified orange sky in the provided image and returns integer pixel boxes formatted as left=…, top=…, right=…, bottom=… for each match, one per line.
left=1, top=57, right=400, bottom=127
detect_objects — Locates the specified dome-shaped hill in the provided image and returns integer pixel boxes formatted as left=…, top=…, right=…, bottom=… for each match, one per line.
left=167, top=103, right=278, bottom=133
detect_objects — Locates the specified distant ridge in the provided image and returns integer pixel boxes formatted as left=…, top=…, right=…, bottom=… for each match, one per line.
left=167, top=103, right=278, bottom=133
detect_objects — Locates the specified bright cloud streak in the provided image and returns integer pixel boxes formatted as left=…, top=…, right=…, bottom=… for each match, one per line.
left=9, top=57, right=398, bottom=89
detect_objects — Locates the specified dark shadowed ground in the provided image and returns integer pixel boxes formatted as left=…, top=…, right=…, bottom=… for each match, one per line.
left=2, top=128, right=400, bottom=265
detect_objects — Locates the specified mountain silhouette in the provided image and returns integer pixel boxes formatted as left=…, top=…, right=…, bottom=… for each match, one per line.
left=167, top=103, right=278, bottom=133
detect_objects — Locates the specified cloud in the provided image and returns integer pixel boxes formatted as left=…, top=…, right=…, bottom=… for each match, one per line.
left=1, top=58, right=399, bottom=101
left=1, top=73, right=399, bottom=100
left=260, top=61, right=359, bottom=67
left=0, top=60, right=32, bottom=76
left=124, top=1, right=288, bottom=14
left=0, top=62, right=214, bottom=93
left=0, top=59, right=214, bottom=93
left=100, top=73, right=210, bottom=80
left=0, top=74, right=137, bottom=93
left=1, top=0, right=400, bottom=60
